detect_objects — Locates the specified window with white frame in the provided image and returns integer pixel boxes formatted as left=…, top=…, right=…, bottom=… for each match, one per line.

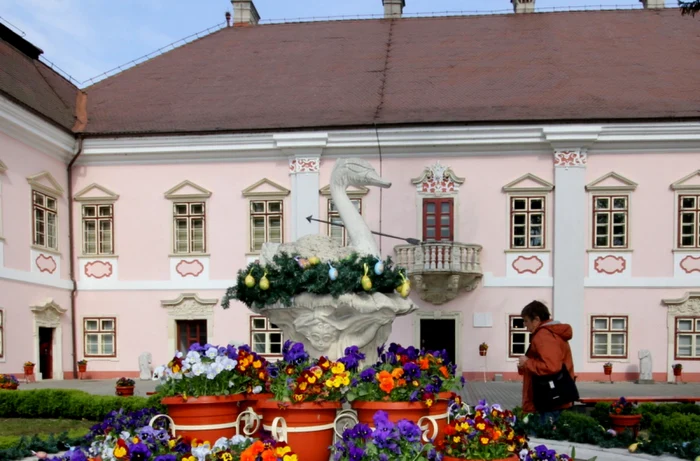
left=0, top=309, right=4, bottom=358
left=84, top=317, right=116, bottom=357
left=33, top=190, right=58, bottom=250
left=675, top=317, right=700, bottom=359
left=508, top=315, right=531, bottom=357
left=173, top=202, right=206, bottom=254
left=82, top=205, right=114, bottom=255
left=510, top=197, right=545, bottom=249
left=592, top=196, right=628, bottom=249
left=591, top=316, right=628, bottom=358
left=328, top=199, right=361, bottom=246
left=250, top=200, right=283, bottom=252
left=679, top=195, right=700, bottom=249
left=250, top=316, right=283, bottom=357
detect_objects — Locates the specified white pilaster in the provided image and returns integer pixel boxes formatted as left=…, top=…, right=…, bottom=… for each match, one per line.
left=288, top=156, right=320, bottom=240
left=552, top=149, right=588, bottom=369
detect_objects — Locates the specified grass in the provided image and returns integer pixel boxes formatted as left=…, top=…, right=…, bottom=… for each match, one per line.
left=0, top=418, right=94, bottom=449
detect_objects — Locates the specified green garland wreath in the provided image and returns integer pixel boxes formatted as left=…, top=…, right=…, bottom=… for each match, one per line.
left=222, top=253, right=408, bottom=310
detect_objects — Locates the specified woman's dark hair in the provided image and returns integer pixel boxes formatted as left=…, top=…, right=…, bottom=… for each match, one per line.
left=521, top=300, right=551, bottom=322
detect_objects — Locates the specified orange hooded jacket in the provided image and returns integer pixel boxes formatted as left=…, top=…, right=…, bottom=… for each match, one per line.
left=521, top=320, right=575, bottom=413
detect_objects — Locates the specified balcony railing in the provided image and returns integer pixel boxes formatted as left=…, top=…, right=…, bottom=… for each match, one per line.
left=394, top=242, right=483, bottom=305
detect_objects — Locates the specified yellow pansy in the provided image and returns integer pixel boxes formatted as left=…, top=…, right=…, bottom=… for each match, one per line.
left=253, top=360, right=262, bottom=369
left=325, top=379, right=334, bottom=388
left=283, top=455, right=298, bottom=461
left=276, top=446, right=292, bottom=456
left=113, top=446, right=127, bottom=458
left=331, top=362, right=345, bottom=374
left=221, top=453, right=233, bottom=461
left=313, top=368, right=323, bottom=378
left=452, top=436, right=461, bottom=443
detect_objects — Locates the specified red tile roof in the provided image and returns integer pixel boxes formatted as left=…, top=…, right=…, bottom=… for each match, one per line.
left=0, top=24, right=79, bottom=132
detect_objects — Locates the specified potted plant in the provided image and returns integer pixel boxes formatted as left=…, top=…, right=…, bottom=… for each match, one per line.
left=115, top=377, right=136, bottom=396
left=436, top=400, right=525, bottom=461
left=0, top=374, right=19, bottom=390
left=609, top=397, right=642, bottom=436
left=153, top=343, right=251, bottom=442
left=673, top=363, right=683, bottom=377
left=479, top=342, right=488, bottom=356
left=258, top=340, right=359, bottom=461
left=603, top=362, right=613, bottom=375
left=77, top=359, right=88, bottom=373
left=521, top=444, right=572, bottom=460
left=23, top=361, right=35, bottom=375
left=331, top=410, right=441, bottom=461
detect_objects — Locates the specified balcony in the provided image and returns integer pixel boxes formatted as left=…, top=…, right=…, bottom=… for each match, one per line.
left=394, top=242, right=483, bottom=305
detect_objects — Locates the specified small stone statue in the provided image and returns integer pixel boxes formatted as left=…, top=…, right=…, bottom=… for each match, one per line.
left=638, top=349, right=653, bottom=383
left=138, top=352, right=152, bottom=380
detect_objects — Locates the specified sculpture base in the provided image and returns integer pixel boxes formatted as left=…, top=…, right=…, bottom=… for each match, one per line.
left=635, top=379, right=655, bottom=384
left=257, top=292, right=417, bottom=364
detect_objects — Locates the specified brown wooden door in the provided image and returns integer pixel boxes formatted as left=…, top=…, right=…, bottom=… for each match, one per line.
left=423, top=198, right=454, bottom=242
left=39, top=327, right=53, bottom=379
left=176, top=320, right=207, bottom=352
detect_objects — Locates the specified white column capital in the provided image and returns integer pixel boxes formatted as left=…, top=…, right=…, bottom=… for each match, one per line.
left=288, top=157, right=320, bottom=175
left=553, top=149, right=588, bottom=168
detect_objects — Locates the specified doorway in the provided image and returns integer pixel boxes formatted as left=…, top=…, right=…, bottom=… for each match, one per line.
left=39, top=327, right=53, bottom=379
left=419, top=318, right=456, bottom=364
left=176, top=320, right=207, bottom=353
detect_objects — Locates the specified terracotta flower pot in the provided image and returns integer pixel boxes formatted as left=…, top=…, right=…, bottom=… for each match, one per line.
left=24, top=366, right=34, bottom=375
left=78, top=364, right=87, bottom=373
left=116, top=386, right=135, bottom=396
left=603, top=366, right=612, bottom=376
left=673, top=368, right=682, bottom=377
left=1, top=384, right=18, bottom=390
left=479, top=350, right=487, bottom=356
left=609, top=413, right=642, bottom=437
left=428, top=391, right=452, bottom=442
left=443, top=455, right=519, bottom=461
left=352, top=400, right=430, bottom=427
left=161, top=394, right=245, bottom=441
left=258, top=400, right=341, bottom=461
left=239, top=392, right=273, bottom=436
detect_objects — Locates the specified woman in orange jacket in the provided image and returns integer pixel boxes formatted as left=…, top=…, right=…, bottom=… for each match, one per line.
left=517, top=300, right=575, bottom=425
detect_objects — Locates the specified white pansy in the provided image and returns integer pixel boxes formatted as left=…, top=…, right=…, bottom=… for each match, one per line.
left=191, top=443, right=212, bottom=461
left=213, top=437, right=230, bottom=450
left=252, top=385, right=262, bottom=394
left=191, top=362, right=206, bottom=376
left=206, top=347, right=219, bottom=359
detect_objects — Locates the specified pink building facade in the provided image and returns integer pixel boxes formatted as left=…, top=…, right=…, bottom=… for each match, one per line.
left=2, top=2, right=700, bottom=383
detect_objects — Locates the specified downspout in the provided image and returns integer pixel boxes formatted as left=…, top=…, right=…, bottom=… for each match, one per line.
left=68, top=91, right=88, bottom=379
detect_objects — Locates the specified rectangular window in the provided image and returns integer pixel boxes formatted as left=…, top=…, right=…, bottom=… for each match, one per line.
left=593, top=196, right=628, bottom=249
left=33, top=191, right=58, bottom=250
left=328, top=199, right=361, bottom=246
left=0, top=309, right=4, bottom=358
left=508, top=315, right=531, bottom=357
left=173, top=202, right=206, bottom=254
left=675, top=317, right=700, bottom=359
left=679, top=195, right=700, bottom=249
left=82, top=205, right=114, bottom=255
left=250, top=200, right=283, bottom=252
left=510, top=197, right=545, bottom=249
left=176, top=320, right=207, bottom=353
left=250, top=316, right=283, bottom=358
left=423, top=198, right=454, bottom=242
left=591, top=316, right=628, bottom=358
left=84, top=317, right=116, bottom=357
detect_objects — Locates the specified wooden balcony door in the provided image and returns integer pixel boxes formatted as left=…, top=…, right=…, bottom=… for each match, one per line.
left=423, top=198, right=454, bottom=242
left=176, top=320, right=207, bottom=352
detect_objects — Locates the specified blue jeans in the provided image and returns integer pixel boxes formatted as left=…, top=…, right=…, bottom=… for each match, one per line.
left=538, top=410, right=562, bottom=426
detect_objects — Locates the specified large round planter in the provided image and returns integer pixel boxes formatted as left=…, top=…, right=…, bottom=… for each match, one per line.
left=609, top=413, right=642, bottom=436
left=352, top=400, right=430, bottom=427
left=428, top=392, right=452, bottom=442
left=116, top=386, right=135, bottom=396
left=258, top=400, right=341, bottom=461
left=161, top=394, right=245, bottom=441
left=239, top=392, right=273, bottom=436
left=443, top=455, right=518, bottom=461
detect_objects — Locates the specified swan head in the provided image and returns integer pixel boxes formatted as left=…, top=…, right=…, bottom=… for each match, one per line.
left=331, top=158, right=392, bottom=189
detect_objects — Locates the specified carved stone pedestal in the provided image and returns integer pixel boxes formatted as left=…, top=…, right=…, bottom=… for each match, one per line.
left=257, top=292, right=417, bottom=364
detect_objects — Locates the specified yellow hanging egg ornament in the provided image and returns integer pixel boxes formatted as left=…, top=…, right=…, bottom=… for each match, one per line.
left=309, top=256, right=321, bottom=266
left=244, top=271, right=255, bottom=288
left=396, top=273, right=411, bottom=298
left=361, top=264, right=372, bottom=291
left=259, top=271, right=270, bottom=291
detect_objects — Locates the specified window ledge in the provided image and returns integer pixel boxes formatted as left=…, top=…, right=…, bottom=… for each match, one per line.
left=31, top=245, right=61, bottom=256
left=82, top=357, right=119, bottom=362
left=169, top=253, right=210, bottom=258
left=587, top=249, right=633, bottom=253
left=504, top=249, right=550, bottom=254
left=245, top=252, right=262, bottom=257
left=589, top=358, right=630, bottom=363
left=673, top=249, right=700, bottom=253
left=79, top=254, right=119, bottom=259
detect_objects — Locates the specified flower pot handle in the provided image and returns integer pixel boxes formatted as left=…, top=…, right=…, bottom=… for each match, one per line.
left=269, top=416, right=289, bottom=443
left=447, top=402, right=472, bottom=424
left=333, top=409, right=359, bottom=441
left=149, top=414, right=176, bottom=437
left=235, top=407, right=261, bottom=436
left=418, top=415, right=438, bottom=443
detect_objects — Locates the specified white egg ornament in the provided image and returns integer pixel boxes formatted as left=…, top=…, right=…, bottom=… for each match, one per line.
left=328, top=263, right=338, bottom=281
left=374, top=259, right=385, bottom=275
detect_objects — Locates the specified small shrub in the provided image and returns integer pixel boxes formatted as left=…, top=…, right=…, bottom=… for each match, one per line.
left=649, top=413, right=700, bottom=443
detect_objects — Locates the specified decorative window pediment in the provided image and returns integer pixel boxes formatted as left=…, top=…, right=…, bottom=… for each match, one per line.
left=319, top=184, right=369, bottom=198
left=30, top=299, right=67, bottom=328
left=165, top=180, right=212, bottom=200
left=27, top=171, right=64, bottom=197
left=586, top=172, right=638, bottom=192
left=242, top=178, right=290, bottom=198
left=0, top=160, right=7, bottom=174
left=663, top=291, right=700, bottom=315
left=74, top=183, right=120, bottom=203
left=672, top=170, right=700, bottom=191
left=161, top=293, right=218, bottom=316
left=412, top=162, right=464, bottom=194
left=502, top=173, right=554, bottom=193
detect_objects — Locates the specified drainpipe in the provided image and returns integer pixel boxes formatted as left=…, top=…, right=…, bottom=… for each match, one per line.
left=68, top=91, right=87, bottom=379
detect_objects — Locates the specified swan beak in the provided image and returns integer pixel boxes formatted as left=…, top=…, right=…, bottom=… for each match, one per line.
left=367, top=172, right=392, bottom=188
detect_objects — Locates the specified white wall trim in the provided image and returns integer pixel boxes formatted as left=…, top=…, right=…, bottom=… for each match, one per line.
left=78, top=122, right=700, bottom=166
left=0, top=267, right=72, bottom=290
left=0, top=95, right=75, bottom=163
left=482, top=273, right=553, bottom=287
left=585, top=277, right=700, bottom=288
left=77, top=278, right=235, bottom=291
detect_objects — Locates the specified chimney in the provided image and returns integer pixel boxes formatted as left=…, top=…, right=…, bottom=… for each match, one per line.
left=512, top=0, right=535, bottom=13
left=231, top=0, right=260, bottom=26
left=640, top=0, right=664, bottom=9
left=383, top=0, right=405, bottom=19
